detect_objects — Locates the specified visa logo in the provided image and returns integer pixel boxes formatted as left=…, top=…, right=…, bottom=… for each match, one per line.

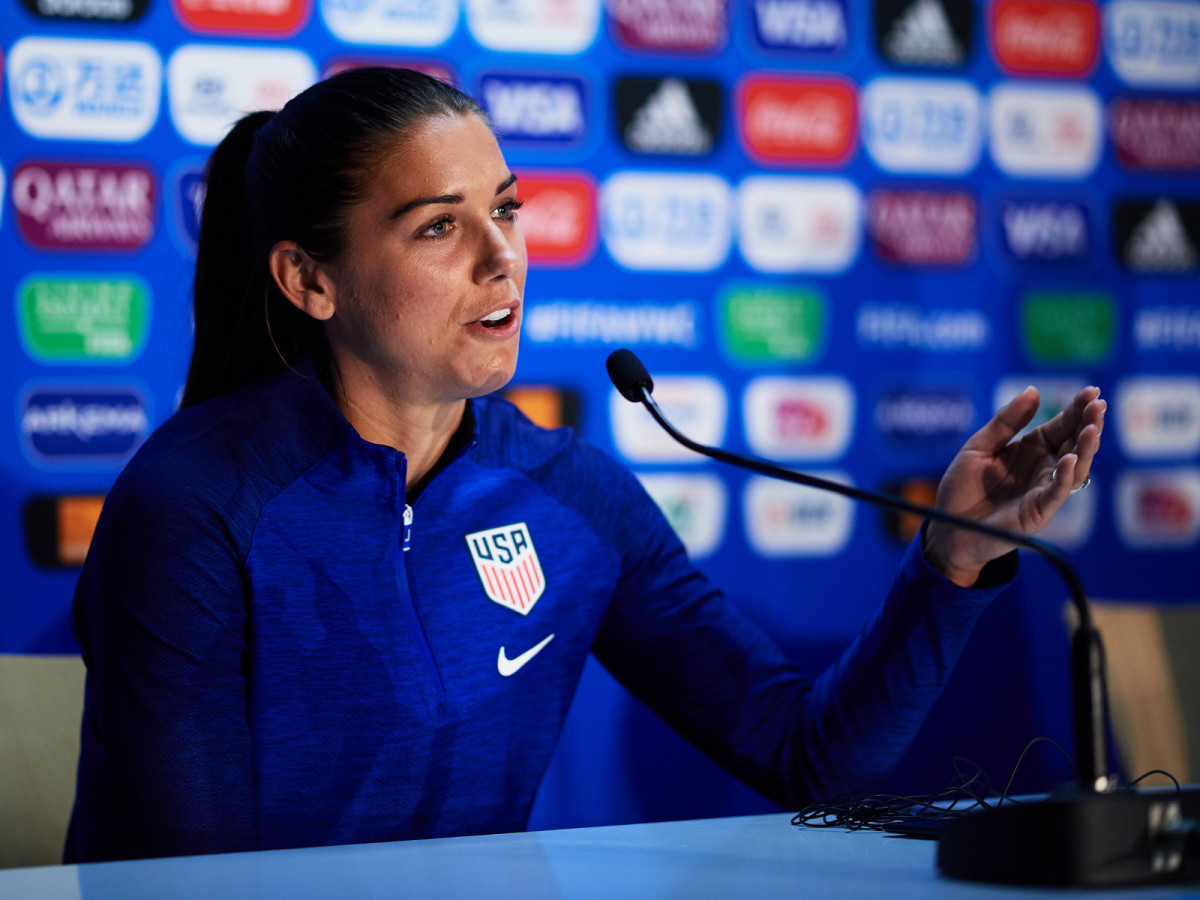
left=479, top=73, right=587, bottom=145
left=1000, top=200, right=1089, bottom=262
left=752, top=0, right=848, bottom=51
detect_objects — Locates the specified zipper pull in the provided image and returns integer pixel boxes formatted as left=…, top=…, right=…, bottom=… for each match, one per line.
left=403, top=504, right=413, bottom=552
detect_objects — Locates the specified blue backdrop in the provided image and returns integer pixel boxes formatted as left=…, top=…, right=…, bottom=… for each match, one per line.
left=4, top=0, right=1199, bottom=827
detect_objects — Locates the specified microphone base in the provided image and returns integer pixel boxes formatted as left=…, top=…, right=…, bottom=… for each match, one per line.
left=937, top=785, right=1200, bottom=887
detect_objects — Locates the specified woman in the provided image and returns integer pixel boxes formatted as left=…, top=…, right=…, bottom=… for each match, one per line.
left=66, top=67, right=1105, bottom=862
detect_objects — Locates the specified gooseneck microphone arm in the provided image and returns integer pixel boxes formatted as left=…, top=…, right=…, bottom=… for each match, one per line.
left=605, top=348, right=1112, bottom=795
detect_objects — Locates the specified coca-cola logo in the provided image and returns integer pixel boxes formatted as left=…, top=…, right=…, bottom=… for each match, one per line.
left=736, top=74, right=857, bottom=166
left=512, top=171, right=597, bottom=267
left=868, top=188, right=976, bottom=265
left=13, top=160, right=156, bottom=252
left=990, top=0, right=1100, bottom=76
left=172, top=0, right=309, bottom=36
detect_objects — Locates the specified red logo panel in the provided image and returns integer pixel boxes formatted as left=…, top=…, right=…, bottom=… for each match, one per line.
left=13, top=160, right=156, bottom=253
left=610, top=0, right=727, bottom=53
left=172, top=0, right=310, bottom=36
left=513, top=171, right=597, bottom=267
left=990, top=0, right=1100, bottom=77
left=737, top=75, right=857, bottom=167
left=1111, top=98, right=1200, bottom=171
left=868, top=189, right=976, bottom=266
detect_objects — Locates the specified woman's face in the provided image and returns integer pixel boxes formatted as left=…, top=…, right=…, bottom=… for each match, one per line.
left=322, top=112, right=527, bottom=408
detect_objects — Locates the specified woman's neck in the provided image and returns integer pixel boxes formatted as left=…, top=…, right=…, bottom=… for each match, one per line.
left=329, top=360, right=467, bottom=489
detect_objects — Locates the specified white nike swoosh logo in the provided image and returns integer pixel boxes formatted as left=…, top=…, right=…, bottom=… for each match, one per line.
left=497, top=634, right=555, bottom=677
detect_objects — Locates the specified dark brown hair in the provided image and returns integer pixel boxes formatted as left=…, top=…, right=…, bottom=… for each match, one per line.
left=182, top=67, right=485, bottom=408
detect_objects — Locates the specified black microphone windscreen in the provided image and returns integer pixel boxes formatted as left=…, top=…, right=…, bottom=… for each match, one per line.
left=606, top=349, right=654, bottom=402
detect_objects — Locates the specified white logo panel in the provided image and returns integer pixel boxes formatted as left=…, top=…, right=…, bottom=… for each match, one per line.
left=743, top=376, right=855, bottom=461
left=602, top=171, right=732, bottom=272
left=1115, top=377, right=1200, bottom=459
left=321, top=0, right=460, bottom=46
left=168, top=45, right=317, bottom=146
left=1107, top=1, right=1200, bottom=88
left=737, top=176, right=861, bottom=274
left=1115, top=468, right=1200, bottom=548
left=466, top=0, right=600, bottom=54
left=8, top=38, right=161, bottom=142
left=610, top=376, right=728, bottom=463
left=993, top=376, right=1090, bottom=437
left=989, top=83, right=1102, bottom=179
left=861, top=77, right=982, bottom=175
left=637, top=473, right=727, bottom=560
left=744, top=472, right=855, bottom=557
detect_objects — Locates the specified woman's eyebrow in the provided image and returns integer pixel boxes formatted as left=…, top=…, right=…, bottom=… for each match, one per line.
left=496, top=173, right=517, bottom=195
left=388, top=174, right=517, bottom=220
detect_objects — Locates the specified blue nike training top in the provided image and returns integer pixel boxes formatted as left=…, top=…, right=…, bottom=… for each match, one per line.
left=66, top=360, right=1014, bottom=862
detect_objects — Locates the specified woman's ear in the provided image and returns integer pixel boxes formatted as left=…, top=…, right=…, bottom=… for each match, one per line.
left=269, top=241, right=336, bottom=321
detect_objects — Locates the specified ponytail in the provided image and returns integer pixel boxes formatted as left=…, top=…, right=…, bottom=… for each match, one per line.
left=181, top=67, right=484, bottom=409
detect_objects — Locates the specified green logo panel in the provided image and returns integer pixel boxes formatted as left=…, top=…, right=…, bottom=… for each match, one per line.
left=720, top=284, right=826, bottom=363
left=1020, top=291, right=1115, bottom=365
left=18, top=275, right=150, bottom=362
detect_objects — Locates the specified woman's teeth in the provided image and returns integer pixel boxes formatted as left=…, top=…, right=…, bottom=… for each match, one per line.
left=480, top=308, right=511, bottom=327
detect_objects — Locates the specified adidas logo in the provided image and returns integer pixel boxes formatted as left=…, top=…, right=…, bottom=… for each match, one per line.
left=624, top=79, right=714, bottom=155
left=1126, top=200, right=1198, bottom=273
left=883, top=0, right=964, bottom=66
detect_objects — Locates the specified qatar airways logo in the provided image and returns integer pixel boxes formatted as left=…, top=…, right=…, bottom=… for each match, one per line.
left=751, top=0, right=848, bottom=52
left=602, top=171, right=731, bottom=272
left=1107, top=1, right=1200, bottom=89
left=861, top=77, right=982, bottom=174
left=321, top=0, right=459, bottom=46
left=20, top=386, right=150, bottom=466
left=1115, top=468, right=1200, bottom=549
left=479, top=72, right=588, bottom=147
left=173, top=0, right=310, bottom=35
left=467, top=0, right=600, bottom=54
left=167, top=44, right=316, bottom=146
left=13, top=161, right=156, bottom=252
left=610, top=375, right=727, bottom=463
left=512, top=171, right=596, bottom=267
left=743, top=376, right=854, bottom=461
left=637, top=473, right=727, bottom=559
left=989, top=0, right=1100, bottom=77
left=744, top=473, right=854, bottom=556
left=736, top=75, right=857, bottom=166
left=8, top=38, right=161, bottom=142
left=868, top=189, right=976, bottom=266
left=1115, top=377, right=1200, bottom=459
left=989, top=83, right=1101, bottom=178
left=1112, top=98, right=1200, bottom=171
left=737, top=176, right=861, bottom=274
left=611, top=0, right=727, bottom=52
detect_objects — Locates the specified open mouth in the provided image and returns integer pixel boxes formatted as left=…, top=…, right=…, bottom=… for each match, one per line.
left=477, top=307, right=514, bottom=329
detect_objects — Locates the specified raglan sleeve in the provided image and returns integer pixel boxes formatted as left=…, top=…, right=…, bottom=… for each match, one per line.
left=589, top=461, right=1015, bottom=809
left=66, top=465, right=258, bottom=862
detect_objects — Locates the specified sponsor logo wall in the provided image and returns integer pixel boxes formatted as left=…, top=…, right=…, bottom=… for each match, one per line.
left=3, top=0, right=1198, bottom=818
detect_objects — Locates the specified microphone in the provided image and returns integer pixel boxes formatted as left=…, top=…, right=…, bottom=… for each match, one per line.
left=606, top=348, right=1199, bottom=887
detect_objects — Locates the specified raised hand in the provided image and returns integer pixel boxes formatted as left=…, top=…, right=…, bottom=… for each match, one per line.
left=922, top=385, right=1106, bottom=587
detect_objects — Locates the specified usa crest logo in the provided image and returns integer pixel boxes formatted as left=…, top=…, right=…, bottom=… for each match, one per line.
left=465, top=522, right=545, bottom=615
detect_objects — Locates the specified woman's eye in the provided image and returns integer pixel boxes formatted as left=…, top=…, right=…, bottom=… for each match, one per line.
left=496, top=198, right=524, bottom=219
left=422, top=217, right=452, bottom=237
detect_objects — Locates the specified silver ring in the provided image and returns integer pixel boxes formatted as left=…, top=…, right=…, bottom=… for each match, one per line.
left=1070, top=476, right=1091, bottom=496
